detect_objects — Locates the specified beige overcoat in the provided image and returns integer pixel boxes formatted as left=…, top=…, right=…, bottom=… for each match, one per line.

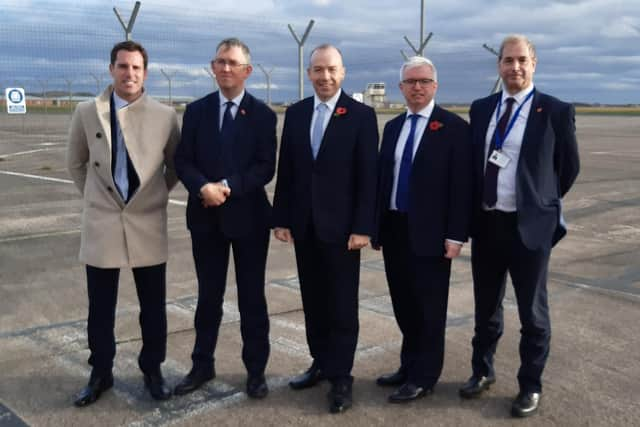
left=67, top=86, right=180, bottom=268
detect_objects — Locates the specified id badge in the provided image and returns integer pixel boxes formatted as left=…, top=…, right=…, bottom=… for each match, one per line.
left=488, top=150, right=511, bottom=168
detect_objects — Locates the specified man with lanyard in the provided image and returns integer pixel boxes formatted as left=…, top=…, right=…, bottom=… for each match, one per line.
left=459, top=34, right=580, bottom=418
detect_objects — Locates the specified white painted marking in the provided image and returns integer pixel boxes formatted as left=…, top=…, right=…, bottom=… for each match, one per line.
left=0, top=169, right=187, bottom=206
left=0, top=147, right=64, bottom=159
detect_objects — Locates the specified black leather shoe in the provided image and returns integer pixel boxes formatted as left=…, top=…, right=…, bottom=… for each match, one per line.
left=328, top=383, right=352, bottom=414
left=289, top=364, right=325, bottom=390
left=73, top=373, right=114, bottom=407
left=376, top=369, right=407, bottom=387
left=144, top=372, right=172, bottom=401
left=388, top=383, right=433, bottom=403
left=246, top=375, right=268, bottom=399
left=174, top=367, right=215, bottom=396
left=511, top=391, right=541, bottom=417
left=458, top=375, right=496, bottom=399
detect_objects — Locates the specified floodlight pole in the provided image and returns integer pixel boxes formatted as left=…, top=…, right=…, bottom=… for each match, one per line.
left=403, top=0, right=432, bottom=57
left=90, top=73, right=103, bottom=96
left=257, top=64, right=274, bottom=106
left=38, top=79, right=49, bottom=134
left=288, top=19, right=314, bottom=101
left=160, top=69, right=175, bottom=107
left=483, top=43, right=502, bottom=94
left=113, top=1, right=141, bottom=40
left=203, top=67, right=218, bottom=91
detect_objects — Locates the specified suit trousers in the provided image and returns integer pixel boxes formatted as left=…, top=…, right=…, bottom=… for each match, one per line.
left=381, top=211, right=452, bottom=388
left=293, top=224, right=360, bottom=385
left=86, top=263, right=167, bottom=376
left=189, top=225, right=270, bottom=377
left=470, top=210, right=551, bottom=393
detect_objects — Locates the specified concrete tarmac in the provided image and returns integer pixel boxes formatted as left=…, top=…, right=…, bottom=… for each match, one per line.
left=0, top=112, right=639, bottom=426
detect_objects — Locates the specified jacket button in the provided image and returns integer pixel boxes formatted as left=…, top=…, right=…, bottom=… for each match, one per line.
left=96, top=132, right=102, bottom=138
left=107, top=186, right=113, bottom=192
left=94, top=161, right=100, bottom=167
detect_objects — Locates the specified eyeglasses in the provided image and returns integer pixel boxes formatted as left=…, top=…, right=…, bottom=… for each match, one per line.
left=402, top=78, right=435, bottom=86
left=212, top=59, right=248, bottom=69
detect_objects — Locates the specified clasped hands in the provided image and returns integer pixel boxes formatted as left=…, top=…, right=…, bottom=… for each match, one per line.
left=199, top=182, right=230, bottom=207
left=273, top=228, right=370, bottom=251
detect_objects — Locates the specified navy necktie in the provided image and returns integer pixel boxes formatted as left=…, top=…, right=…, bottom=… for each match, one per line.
left=395, top=114, right=419, bottom=212
left=483, top=97, right=515, bottom=208
left=220, top=101, right=234, bottom=140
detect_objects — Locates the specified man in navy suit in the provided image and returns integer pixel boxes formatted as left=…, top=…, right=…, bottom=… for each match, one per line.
left=272, top=44, right=378, bottom=413
left=372, top=56, right=472, bottom=403
left=174, top=38, right=276, bottom=399
left=459, top=34, right=580, bottom=417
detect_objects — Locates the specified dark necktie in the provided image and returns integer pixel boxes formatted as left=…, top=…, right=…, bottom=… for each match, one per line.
left=220, top=101, right=234, bottom=141
left=483, top=97, right=515, bottom=208
left=395, top=114, right=419, bottom=212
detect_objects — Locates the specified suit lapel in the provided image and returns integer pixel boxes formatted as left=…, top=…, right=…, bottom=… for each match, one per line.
left=520, top=90, right=545, bottom=160
left=95, top=88, right=113, bottom=153
left=316, top=92, right=349, bottom=161
left=300, top=97, right=315, bottom=161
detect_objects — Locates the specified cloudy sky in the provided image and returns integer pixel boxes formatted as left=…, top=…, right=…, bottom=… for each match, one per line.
left=1, top=0, right=639, bottom=104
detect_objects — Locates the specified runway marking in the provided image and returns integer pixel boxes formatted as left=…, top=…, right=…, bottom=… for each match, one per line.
left=0, top=402, right=29, bottom=427
left=0, top=170, right=187, bottom=207
left=0, top=147, right=64, bottom=159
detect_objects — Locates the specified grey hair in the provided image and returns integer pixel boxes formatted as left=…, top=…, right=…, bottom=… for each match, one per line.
left=308, top=43, right=344, bottom=63
left=400, top=56, right=438, bottom=82
left=499, top=34, right=536, bottom=60
left=216, top=37, right=251, bottom=64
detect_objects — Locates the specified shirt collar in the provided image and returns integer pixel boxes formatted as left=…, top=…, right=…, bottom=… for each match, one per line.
left=314, top=89, right=342, bottom=112
left=113, top=91, right=131, bottom=110
left=406, top=98, right=435, bottom=120
left=501, top=83, right=534, bottom=105
left=220, top=90, right=245, bottom=108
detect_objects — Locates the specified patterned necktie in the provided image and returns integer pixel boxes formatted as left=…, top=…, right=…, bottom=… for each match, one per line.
left=395, top=114, right=420, bottom=212
left=311, top=103, right=328, bottom=159
left=483, top=97, right=515, bottom=208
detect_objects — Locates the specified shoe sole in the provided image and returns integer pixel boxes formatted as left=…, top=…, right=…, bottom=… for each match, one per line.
left=511, top=406, right=539, bottom=417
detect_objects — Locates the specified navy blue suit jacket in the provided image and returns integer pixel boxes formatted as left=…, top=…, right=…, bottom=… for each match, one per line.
left=175, top=91, right=276, bottom=237
left=470, top=90, right=580, bottom=250
left=272, top=91, right=379, bottom=243
left=373, top=106, right=472, bottom=257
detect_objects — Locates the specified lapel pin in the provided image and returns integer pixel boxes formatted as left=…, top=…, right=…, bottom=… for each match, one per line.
left=536, top=107, right=543, bottom=113
left=240, top=108, right=246, bottom=115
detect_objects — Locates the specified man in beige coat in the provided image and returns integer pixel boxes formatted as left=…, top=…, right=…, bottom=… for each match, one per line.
left=67, top=40, right=180, bottom=406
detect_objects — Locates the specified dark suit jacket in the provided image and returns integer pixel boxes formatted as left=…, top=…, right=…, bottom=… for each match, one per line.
left=470, top=90, right=580, bottom=250
left=272, top=91, right=379, bottom=243
left=175, top=91, right=277, bottom=238
left=373, top=106, right=472, bottom=257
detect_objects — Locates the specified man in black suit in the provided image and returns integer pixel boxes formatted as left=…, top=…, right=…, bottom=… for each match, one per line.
left=372, top=56, right=472, bottom=403
left=272, top=44, right=378, bottom=413
left=459, top=34, right=580, bottom=417
left=174, top=38, right=276, bottom=399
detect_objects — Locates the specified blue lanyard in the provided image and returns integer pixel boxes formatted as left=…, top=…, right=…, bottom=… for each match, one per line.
left=494, top=89, right=535, bottom=150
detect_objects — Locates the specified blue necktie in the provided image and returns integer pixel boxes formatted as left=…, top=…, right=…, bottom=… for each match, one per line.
left=311, top=103, right=328, bottom=159
left=395, top=114, right=419, bottom=212
left=112, top=100, right=129, bottom=201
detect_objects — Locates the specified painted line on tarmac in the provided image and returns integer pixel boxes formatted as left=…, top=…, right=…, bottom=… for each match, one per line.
left=0, top=170, right=187, bottom=208
left=0, top=147, right=64, bottom=159
left=0, top=402, right=30, bottom=427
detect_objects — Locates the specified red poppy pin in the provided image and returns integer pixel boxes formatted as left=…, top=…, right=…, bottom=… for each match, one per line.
left=429, top=120, right=444, bottom=131
left=240, top=108, right=247, bottom=115
left=334, top=107, right=347, bottom=117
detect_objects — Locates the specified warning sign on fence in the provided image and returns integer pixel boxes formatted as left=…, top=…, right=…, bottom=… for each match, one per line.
left=6, top=88, right=27, bottom=114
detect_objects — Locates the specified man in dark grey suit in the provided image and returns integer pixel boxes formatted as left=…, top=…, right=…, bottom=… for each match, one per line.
left=459, top=34, right=580, bottom=418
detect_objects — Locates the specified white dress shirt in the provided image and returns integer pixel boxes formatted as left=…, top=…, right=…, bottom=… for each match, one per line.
left=484, top=83, right=535, bottom=212
left=309, top=89, right=342, bottom=142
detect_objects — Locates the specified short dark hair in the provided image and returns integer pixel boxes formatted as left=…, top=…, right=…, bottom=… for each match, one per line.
left=110, top=40, right=148, bottom=69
